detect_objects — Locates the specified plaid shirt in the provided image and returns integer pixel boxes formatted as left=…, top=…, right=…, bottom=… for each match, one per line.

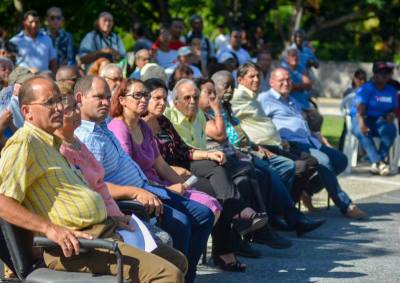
left=43, top=28, right=75, bottom=66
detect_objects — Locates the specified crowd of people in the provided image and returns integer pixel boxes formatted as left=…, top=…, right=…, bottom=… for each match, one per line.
left=2, top=5, right=399, bottom=282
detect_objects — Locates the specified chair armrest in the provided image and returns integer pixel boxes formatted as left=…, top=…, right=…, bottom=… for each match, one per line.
left=33, top=237, right=123, bottom=283
left=117, top=200, right=149, bottom=221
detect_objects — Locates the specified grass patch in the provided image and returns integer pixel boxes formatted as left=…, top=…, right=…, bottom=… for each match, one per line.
left=321, top=115, right=344, bottom=149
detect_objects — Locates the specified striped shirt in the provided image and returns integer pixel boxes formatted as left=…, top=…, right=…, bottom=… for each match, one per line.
left=75, top=120, right=169, bottom=199
left=0, top=122, right=107, bottom=230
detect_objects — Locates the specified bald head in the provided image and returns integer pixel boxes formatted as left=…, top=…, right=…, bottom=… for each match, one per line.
left=19, top=76, right=59, bottom=107
left=19, top=76, right=63, bottom=133
left=269, top=67, right=292, bottom=98
left=211, top=70, right=234, bottom=101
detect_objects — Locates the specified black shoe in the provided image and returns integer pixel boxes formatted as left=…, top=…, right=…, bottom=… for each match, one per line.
left=269, top=216, right=294, bottom=231
left=232, top=214, right=268, bottom=237
left=295, top=217, right=325, bottom=237
left=250, top=225, right=293, bottom=249
left=213, top=256, right=246, bottom=272
left=235, top=238, right=262, bottom=258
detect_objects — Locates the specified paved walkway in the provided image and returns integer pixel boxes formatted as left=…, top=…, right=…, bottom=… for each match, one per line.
left=197, top=165, right=400, bottom=283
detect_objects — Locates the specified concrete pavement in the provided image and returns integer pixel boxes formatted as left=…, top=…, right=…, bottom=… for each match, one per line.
left=197, top=165, right=400, bottom=283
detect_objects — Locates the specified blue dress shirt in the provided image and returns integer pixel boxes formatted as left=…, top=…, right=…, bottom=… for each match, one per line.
left=75, top=120, right=169, bottom=199
left=258, top=88, right=321, bottom=148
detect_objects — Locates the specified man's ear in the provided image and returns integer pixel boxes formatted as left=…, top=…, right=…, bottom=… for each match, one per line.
left=75, top=92, right=82, bottom=105
left=20, top=105, right=32, bottom=121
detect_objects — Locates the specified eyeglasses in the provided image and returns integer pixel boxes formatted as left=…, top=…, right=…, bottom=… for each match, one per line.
left=28, top=96, right=63, bottom=109
left=181, top=95, right=199, bottom=102
left=125, top=91, right=150, bottom=100
left=104, top=76, right=122, bottom=82
left=50, top=15, right=62, bottom=21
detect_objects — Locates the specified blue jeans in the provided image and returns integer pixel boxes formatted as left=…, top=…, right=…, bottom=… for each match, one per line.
left=351, top=116, right=397, bottom=163
left=253, top=155, right=302, bottom=225
left=291, top=142, right=352, bottom=214
left=146, top=185, right=214, bottom=283
left=265, top=154, right=296, bottom=189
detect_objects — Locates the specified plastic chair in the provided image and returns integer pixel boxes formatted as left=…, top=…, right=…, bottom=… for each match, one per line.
left=342, top=112, right=400, bottom=175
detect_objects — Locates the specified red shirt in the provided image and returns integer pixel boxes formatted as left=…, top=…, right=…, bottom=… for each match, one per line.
left=153, top=38, right=185, bottom=50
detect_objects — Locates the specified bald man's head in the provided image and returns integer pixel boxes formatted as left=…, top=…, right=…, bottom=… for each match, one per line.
left=269, top=67, right=292, bottom=97
left=211, top=70, right=234, bottom=101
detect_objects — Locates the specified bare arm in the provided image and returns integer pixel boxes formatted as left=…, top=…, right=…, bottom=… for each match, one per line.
left=205, top=98, right=226, bottom=142
left=153, top=155, right=185, bottom=184
left=0, top=195, right=92, bottom=257
left=356, top=103, right=369, bottom=134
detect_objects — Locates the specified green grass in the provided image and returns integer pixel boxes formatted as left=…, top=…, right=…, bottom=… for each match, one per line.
left=321, top=115, right=344, bottom=149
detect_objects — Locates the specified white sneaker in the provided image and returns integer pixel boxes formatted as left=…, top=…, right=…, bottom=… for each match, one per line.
left=379, top=162, right=390, bottom=176
left=370, top=163, right=379, bottom=175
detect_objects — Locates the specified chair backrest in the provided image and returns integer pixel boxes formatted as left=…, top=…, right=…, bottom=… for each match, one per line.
left=0, top=219, right=36, bottom=280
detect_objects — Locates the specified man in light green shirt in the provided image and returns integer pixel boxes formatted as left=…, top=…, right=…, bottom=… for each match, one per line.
left=231, top=62, right=281, bottom=147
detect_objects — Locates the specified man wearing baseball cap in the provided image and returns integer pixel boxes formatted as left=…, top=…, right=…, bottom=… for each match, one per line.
left=165, top=46, right=202, bottom=78
left=350, top=61, right=397, bottom=176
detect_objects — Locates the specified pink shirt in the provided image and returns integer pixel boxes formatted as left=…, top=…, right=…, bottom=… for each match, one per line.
left=60, top=138, right=123, bottom=217
left=108, top=118, right=165, bottom=185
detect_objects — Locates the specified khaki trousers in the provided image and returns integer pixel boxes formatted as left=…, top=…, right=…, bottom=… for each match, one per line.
left=43, top=218, right=187, bottom=283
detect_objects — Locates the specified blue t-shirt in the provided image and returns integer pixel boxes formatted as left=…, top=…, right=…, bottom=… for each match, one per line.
left=350, top=80, right=398, bottom=117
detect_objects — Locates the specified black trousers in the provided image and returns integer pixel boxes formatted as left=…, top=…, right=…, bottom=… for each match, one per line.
left=190, top=160, right=247, bottom=256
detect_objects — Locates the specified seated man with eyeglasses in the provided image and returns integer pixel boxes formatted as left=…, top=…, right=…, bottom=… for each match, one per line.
left=0, top=76, right=187, bottom=282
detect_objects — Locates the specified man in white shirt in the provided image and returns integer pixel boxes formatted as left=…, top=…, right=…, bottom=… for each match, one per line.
left=217, top=29, right=251, bottom=66
left=165, top=46, right=202, bottom=78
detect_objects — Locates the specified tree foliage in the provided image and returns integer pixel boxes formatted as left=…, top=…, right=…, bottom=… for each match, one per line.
left=0, top=0, right=398, bottom=63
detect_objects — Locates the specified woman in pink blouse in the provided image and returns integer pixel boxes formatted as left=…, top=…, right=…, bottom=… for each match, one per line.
left=107, top=79, right=222, bottom=220
left=53, top=82, right=172, bottom=246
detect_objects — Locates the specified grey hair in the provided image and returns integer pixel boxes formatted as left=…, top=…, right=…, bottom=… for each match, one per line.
left=281, top=47, right=298, bottom=61
left=211, top=70, right=232, bottom=86
left=0, top=56, right=14, bottom=69
left=171, top=78, right=199, bottom=101
left=99, top=63, right=121, bottom=77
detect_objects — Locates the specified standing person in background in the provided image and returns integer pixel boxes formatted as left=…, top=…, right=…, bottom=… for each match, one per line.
left=291, top=29, right=319, bottom=72
left=214, top=24, right=229, bottom=52
left=153, top=18, right=185, bottom=51
left=217, top=29, right=251, bottom=66
left=44, top=7, right=75, bottom=66
left=152, top=26, right=178, bottom=69
left=257, top=50, right=273, bottom=92
left=79, top=12, right=126, bottom=67
left=132, top=22, right=152, bottom=52
left=11, top=10, right=57, bottom=73
left=186, top=15, right=216, bottom=75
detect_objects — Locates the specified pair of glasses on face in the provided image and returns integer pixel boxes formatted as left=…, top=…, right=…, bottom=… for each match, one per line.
left=28, top=96, right=63, bottom=109
left=125, top=91, right=150, bottom=101
left=182, top=95, right=199, bottom=102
